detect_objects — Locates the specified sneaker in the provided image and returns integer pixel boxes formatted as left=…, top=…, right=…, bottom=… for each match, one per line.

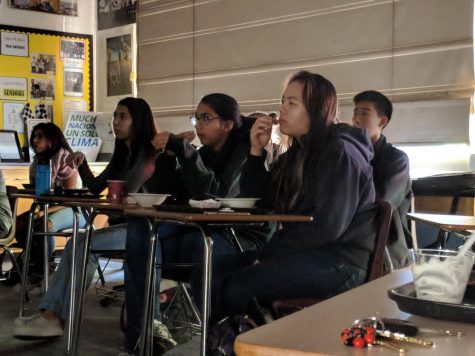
left=153, top=319, right=177, bottom=354
left=14, top=313, right=42, bottom=327
left=13, top=315, right=63, bottom=339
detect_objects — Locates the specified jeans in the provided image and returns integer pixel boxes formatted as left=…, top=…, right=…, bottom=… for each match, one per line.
left=16, top=208, right=86, bottom=278
left=38, top=224, right=127, bottom=320
left=124, top=218, right=237, bottom=352
left=191, top=249, right=367, bottom=324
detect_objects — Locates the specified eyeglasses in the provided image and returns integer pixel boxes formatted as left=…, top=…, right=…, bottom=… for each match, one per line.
left=189, top=113, right=220, bottom=127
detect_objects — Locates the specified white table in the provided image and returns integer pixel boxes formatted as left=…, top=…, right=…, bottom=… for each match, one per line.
left=235, top=268, right=475, bottom=355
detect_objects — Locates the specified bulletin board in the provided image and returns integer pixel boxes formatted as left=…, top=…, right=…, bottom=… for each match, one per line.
left=0, top=25, right=93, bottom=147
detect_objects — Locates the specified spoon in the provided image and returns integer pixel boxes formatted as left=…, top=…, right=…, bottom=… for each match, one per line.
left=456, top=231, right=475, bottom=257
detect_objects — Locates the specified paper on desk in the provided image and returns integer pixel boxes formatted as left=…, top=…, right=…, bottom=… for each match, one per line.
left=189, top=199, right=222, bottom=209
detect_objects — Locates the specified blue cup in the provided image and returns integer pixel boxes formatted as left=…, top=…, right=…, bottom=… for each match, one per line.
left=35, top=164, right=51, bottom=195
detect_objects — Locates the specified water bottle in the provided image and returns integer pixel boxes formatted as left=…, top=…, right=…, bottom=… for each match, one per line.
left=35, top=158, right=51, bottom=196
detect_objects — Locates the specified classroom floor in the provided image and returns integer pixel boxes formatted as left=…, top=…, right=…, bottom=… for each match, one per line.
left=0, top=259, right=200, bottom=355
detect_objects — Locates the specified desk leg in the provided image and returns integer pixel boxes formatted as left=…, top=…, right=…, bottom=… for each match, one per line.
left=43, top=203, right=49, bottom=292
left=196, top=225, right=213, bottom=356
left=66, top=208, right=80, bottom=355
left=436, top=229, right=449, bottom=249
left=70, top=209, right=97, bottom=355
left=139, top=219, right=158, bottom=356
left=17, top=203, right=38, bottom=317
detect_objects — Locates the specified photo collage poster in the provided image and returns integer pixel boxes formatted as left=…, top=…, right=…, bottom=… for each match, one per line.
left=0, top=26, right=91, bottom=160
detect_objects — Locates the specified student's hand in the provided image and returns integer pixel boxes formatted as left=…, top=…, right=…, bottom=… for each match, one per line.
left=66, top=152, right=85, bottom=169
left=250, top=116, right=273, bottom=156
left=151, top=132, right=170, bottom=152
left=176, top=130, right=196, bottom=142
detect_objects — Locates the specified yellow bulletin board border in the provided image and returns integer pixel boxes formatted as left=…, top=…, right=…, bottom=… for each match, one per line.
left=0, top=25, right=93, bottom=147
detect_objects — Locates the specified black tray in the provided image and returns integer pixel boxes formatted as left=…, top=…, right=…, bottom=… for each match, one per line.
left=388, top=282, right=475, bottom=323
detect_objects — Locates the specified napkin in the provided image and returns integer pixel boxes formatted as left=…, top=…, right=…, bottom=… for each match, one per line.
left=189, top=199, right=222, bottom=209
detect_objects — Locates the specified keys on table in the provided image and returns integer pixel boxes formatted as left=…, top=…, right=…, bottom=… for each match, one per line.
left=381, top=318, right=464, bottom=337
left=343, top=316, right=465, bottom=353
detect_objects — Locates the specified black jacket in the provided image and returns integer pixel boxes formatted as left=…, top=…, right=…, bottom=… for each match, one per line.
left=372, top=134, right=412, bottom=268
left=241, top=124, right=378, bottom=270
left=164, top=120, right=273, bottom=250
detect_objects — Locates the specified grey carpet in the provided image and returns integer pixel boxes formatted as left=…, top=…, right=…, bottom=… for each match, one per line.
left=0, top=260, right=200, bottom=355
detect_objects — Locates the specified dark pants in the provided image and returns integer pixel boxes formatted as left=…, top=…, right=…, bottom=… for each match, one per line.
left=191, top=249, right=367, bottom=324
left=124, top=218, right=236, bottom=352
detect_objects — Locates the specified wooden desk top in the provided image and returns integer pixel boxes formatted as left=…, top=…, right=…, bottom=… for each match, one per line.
left=124, top=208, right=313, bottom=223
left=12, top=193, right=108, bottom=205
left=407, top=212, right=475, bottom=231
left=235, top=268, right=475, bottom=356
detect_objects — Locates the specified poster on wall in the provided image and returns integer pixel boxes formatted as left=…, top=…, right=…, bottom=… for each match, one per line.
left=97, top=0, right=137, bottom=30
left=2, top=102, right=25, bottom=133
left=60, top=39, right=85, bottom=62
left=31, top=53, right=56, bottom=75
left=64, top=111, right=102, bottom=162
left=0, top=31, right=28, bottom=56
left=9, top=0, right=78, bottom=17
left=30, top=78, right=55, bottom=100
left=64, top=67, right=83, bottom=97
left=62, top=99, right=87, bottom=127
left=106, top=34, right=132, bottom=96
left=0, top=77, right=28, bottom=100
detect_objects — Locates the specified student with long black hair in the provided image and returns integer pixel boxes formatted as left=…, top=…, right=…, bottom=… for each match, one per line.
left=13, top=97, right=160, bottom=339
left=196, top=71, right=378, bottom=324
left=13, top=123, right=83, bottom=287
left=123, top=93, right=273, bottom=354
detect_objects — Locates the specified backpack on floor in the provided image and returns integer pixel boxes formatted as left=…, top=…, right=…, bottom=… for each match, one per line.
left=207, top=315, right=257, bottom=356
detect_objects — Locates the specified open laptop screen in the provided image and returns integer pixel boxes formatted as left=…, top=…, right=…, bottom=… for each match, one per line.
left=0, top=130, right=24, bottom=162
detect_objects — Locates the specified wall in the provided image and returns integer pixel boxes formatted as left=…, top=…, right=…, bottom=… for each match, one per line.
left=137, top=0, right=474, bottom=177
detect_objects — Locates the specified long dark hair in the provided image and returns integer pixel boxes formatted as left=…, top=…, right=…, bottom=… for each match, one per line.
left=272, top=70, right=338, bottom=212
left=110, top=97, right=157, bottom=169
left=30, top=122, right=72, bottom=160
left=200, top=93, right=242, bottom=129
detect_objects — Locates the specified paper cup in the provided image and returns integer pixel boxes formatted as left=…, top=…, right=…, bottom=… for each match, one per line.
left=409, top=248, right=475, bottom=304
left=107, top=180, right=126, bottom=204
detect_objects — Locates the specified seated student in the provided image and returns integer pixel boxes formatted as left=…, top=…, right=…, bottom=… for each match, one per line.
left=13, top=123, right=85, bottom=287
left=352, top=90, right=412, bottom=268
left=13, top=97, right=159, bottom=339
left=192, top=70, right=378, bottom=324
left=0, top=170, right=13, bottom=238
left=124, top=93, right=273, bottom=355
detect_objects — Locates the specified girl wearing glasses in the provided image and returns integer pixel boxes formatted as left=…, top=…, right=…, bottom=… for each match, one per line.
left=123, top=93, right=273, bottom=354
left=196, top=71, right=378, bottom=326
left=13, top=97, right=162, bottom=340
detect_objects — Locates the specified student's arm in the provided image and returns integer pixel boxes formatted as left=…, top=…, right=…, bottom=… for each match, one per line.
left=77, top=158, right=112, bottom=195
left=165, top=135, right=215, bottom=198
left=375, top=149, right=410, bottom=207
left=0, top=172, right=13, bottom=238
left=240, top=153, right=270, bottom=198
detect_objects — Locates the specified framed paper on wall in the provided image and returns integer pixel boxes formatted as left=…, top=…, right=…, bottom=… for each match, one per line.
left=0, top=31, right=28, bottom=56
left=97, top=0, right=137, bottom=30
left=2, top=102, right=25, bottom=133
left=106, top=34, right=132, bottom=96
left=0, top=77, right=28, bottom=101
left=9, top=0, right=78, bottom=17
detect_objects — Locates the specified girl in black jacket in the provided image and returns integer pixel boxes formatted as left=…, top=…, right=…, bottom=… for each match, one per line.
left=197, top=71, right=378, bottom=323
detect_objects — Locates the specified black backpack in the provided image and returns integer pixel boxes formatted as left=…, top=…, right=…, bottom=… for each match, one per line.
left=207, top=315, right=257, bottom=356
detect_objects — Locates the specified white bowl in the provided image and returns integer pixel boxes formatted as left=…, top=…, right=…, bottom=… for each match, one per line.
left=216, top=198, right=260, bottom=209
left=129, top=193, right=170, bottom=207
